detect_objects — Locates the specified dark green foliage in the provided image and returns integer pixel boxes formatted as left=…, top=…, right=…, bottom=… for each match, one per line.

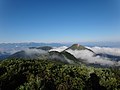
left=85, top=73, right=106, bottom=90
left=0, top=59, right=120, bottom=90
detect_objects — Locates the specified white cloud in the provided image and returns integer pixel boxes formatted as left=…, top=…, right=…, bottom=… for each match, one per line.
left=24, top=48, right=47, bottom=55
left=87, top=46, right=120, bottom=56
left=66, top=49, right=118, bottom=66
left=49, top=46, right=68, bottom=52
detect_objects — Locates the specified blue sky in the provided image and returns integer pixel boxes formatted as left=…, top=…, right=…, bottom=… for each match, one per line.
left=0, top=0, right=120, bottom=43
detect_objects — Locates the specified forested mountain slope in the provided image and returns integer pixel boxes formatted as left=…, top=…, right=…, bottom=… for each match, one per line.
left=0, top=59, right=120, bottom=90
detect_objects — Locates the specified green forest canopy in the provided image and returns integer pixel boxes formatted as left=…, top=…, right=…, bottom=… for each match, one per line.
left=0, top=59, right=120, bottom=90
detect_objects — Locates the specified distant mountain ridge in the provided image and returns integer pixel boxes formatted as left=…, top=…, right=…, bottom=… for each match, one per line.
left=4, top=44, right=120, bottom=67
left=0, top=42, right=67, bottom=49
left=7, top=44, right=95, bottom=65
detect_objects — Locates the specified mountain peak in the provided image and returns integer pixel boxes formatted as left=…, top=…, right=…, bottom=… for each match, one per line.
left=72, top=44, right=80, bottom=47
left=67, top=44, right=86, bottom=50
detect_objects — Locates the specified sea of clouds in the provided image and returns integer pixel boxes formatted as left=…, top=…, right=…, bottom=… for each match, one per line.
left=88, top=46, right=120, bottom=56
left=1, top=45, right=120, bottom=66
left=50, top=46, right=120, bottom=66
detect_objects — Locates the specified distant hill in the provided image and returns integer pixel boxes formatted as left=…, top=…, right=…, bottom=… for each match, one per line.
left=29, top=46, right=53, bottom=51
left=9, top=50, right=49, bottom=60
left=0, top=52, right=11, bottom=60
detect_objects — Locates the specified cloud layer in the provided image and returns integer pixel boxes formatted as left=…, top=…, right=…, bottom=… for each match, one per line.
left=49, top=46, right=68, bottom=52
left=50, top=46, right=120, bottom=66
left=87, top=46, right=120, bottom=56
left=24, top=48, right=47, bottom=55
left=1, top=45, right=120, bottom=66
left=66, top=49, right=116, bottom=66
